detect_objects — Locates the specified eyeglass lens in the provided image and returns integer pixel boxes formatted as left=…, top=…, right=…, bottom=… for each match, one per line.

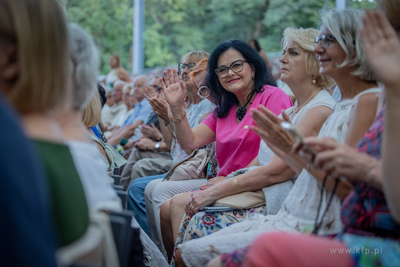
left=215, top=60, right=245, bottom=78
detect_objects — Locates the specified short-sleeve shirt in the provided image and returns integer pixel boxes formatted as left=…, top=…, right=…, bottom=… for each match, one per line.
left=202, top=85, right=292, bottom=176
left=122, top=98, right=152, bottom=127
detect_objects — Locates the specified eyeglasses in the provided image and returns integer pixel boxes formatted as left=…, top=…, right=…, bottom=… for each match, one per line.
left=314, top=35, right=337, bottom=48
left=214, top=59, right=248, bottom=79
left=178, top=62, right=196, bottom=74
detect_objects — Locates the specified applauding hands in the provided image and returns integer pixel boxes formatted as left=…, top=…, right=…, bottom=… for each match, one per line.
left=161, top=68, right=187, bottom=116
left=361, top=10, right=400, bottom=90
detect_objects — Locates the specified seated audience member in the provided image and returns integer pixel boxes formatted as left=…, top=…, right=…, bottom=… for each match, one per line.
left=0, top=93, right=57, bottom=266
left=218, top=6, right=400, bottom=267
left=56, top=23, right=121, bottom=210
left=119, top=83, right=137, bottom=126
left=167, top=27, right=336, bottom=263
left=0, top=0, right=89, bottom=247
left=125, top=52, right=215, bottom=236
left=103, top=82, right=137, bottom=138
left=101, top=80, right=127, bottom=128
left=174, top=9, right=381, bottom=267
left=107, top=76, right=153, bottom=146
left=83, top=90, right=127, bottom=173
left=101, top=88, right=114, bottom=118
left=155, top=40, right=291, bottom=261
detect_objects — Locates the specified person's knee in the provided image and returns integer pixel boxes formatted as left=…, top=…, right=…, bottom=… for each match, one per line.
left=128, top=179, right=144, bottom=199
left=160, top=199, right=171, bottom=220
left=169, top=193, right=190, bottom=212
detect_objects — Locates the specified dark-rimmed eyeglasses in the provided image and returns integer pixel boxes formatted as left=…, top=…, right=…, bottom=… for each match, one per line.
left=214, top=59, right=248, bottom=79
left=314, top=35, right=337, bottom=48
left=178, top=62, right=196, bottom=74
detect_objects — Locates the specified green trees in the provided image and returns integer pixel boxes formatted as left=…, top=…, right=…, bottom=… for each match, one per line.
left=65, top=0, right=376, bottom=73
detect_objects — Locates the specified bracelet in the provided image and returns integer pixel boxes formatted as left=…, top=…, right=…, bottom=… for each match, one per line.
left=171, top=111, right=187, bottom=123
left=233, top=177, right=243, bottom=193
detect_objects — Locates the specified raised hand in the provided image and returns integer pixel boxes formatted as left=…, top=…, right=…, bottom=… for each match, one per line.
left=360, top=10, right=400, bottom=89
left=161, top=68, right=187, bottom=111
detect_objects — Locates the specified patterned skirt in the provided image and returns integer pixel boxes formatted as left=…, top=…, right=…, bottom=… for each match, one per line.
left=171, top=206, right=266, bottom=266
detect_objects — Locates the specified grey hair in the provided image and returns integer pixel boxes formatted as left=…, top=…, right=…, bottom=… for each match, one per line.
left=134, top=75, right=149, bottom=85
left=68, top=23, right=99, bottom=110
left=322, top=9, right=376, bottom=82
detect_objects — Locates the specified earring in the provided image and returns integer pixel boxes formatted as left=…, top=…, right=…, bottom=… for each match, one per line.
left=312, top=75, right=316, bottom=84
left=252, top=75, right=255, bottom=79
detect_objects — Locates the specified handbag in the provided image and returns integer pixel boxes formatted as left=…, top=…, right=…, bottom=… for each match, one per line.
left=211, top=167, right=266, bottom=210
left=163, top=148, right=214, bottom=181
left=213, top=190, right=265, bottom=209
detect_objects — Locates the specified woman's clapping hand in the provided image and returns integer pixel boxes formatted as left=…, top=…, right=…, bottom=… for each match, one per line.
left=304, top=137, right=381, bottom=185
left=161, top=68, right=187, bottom=110
left=251, top=105, right=294, bottom=154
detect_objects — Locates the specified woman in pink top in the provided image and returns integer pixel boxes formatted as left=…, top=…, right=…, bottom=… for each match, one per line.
left=159, top=40, right=292, bottom=259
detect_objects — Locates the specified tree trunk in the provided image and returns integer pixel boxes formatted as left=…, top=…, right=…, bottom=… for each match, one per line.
left=254, top=0, right=270, bottom=39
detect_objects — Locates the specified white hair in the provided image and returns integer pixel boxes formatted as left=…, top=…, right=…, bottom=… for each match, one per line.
left=113, top=80, right=126, bottom=88
left=134, top=75, right=149, bottom=86
left=68, top=23, right=99, bottom=110
left=322, top=9, right=376, bottom=82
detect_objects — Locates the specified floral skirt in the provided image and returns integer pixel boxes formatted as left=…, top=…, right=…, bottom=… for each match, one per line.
left=171, top=206, right=266, bottom=266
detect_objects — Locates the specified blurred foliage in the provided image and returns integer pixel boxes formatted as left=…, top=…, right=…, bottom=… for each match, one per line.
left=66, top=0, right=376, bottom=74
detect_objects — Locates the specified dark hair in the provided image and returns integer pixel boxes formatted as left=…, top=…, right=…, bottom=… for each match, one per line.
left=248, top=39, right=261, bottom=52
left=206, top=39, right=276, bottom=118
left=97, top=83, right=107, bottom=108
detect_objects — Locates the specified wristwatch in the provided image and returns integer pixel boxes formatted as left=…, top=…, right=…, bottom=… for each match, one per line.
left=154, top=142, right=161, bottom=152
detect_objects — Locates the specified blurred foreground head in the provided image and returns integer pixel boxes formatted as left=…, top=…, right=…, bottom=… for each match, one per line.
left=0, top=0, right=70, bottom=114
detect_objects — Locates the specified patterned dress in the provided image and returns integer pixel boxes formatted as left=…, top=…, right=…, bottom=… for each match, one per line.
left=222, top=106, right=400, bottom=267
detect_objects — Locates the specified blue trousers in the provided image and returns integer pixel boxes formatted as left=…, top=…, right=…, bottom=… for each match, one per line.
left=127, top=174, right=165, bottom=236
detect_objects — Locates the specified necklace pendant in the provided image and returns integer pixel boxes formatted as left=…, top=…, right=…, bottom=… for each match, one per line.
left=236, top=107, right=246, bottom=121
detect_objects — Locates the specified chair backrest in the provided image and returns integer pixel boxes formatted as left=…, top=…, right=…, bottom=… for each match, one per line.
left=109, top=211, right=143, bottom=267
left=109, top=175, right=121, bottom=185
left=115, top=190, right=127, bottom=210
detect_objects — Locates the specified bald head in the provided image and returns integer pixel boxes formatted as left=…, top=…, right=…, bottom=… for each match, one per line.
left=133, top=77, right=148, bottom=102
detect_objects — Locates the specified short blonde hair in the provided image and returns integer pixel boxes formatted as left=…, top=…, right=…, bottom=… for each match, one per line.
left=282, top=27, right=335, bottom=89
left=0, top=0, right=71, bottom=114
left=82, top=89, right=102, bottom=128
left=178, top=51, right=209, bottom=74
left=322, top=9, right=376, bottom=82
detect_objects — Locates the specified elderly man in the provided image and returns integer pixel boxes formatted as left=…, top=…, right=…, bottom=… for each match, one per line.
left=108, top=76, right=153, bottom=146
left=101, top=81, right=127, bottom=128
